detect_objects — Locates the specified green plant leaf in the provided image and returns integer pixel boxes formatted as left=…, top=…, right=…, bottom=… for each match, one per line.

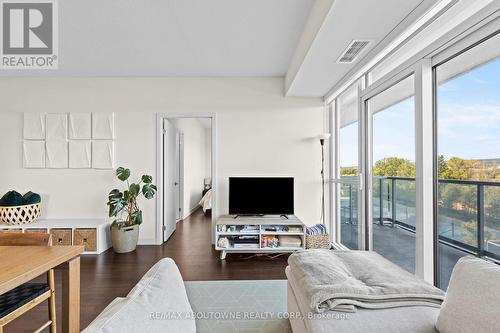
left=123, top=190, right=130, bottom=203
left=131, top=209, right=143, bottom=225
left=107, top=189, right=125, bottom=217
left=129, top=183, right=140, bottom=196
left=116, top=167, right=131, bottom=182
left=141, top=175, right=152, bottom=184
left=108, top=200, right=125, bottom=217
left=142, top=183, right=157, bottom=199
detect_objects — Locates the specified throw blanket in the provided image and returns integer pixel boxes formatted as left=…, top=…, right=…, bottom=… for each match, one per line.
left=199, top=189, right=212, bottom=212
left=288, top=250, right=445, bottom=313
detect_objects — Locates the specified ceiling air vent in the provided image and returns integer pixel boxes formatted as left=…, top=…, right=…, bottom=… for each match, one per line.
left=337, top=40, right=371, bottom=64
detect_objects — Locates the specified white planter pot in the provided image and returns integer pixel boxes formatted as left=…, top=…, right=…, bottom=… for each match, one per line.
left=111, top=224, right=139, bottom=253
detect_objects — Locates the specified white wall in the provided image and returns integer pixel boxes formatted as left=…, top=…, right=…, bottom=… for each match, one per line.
left=0, top=78, right=324, bottom=244
left=170, top=118, right=211, bottom=218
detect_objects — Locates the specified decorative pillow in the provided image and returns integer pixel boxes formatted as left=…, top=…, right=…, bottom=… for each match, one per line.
left=0, top=191, right=24, bottom=206
left=436, top=256, right=500, bottom=333
left=23, top=191, right=41, bottom=205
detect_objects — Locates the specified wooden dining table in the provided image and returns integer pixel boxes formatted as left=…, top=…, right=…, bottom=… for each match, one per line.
left=0, top=245, right=84, bottom=333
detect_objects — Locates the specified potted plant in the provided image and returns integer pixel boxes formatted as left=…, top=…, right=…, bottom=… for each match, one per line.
left=107, top=167, right=157, bottom=253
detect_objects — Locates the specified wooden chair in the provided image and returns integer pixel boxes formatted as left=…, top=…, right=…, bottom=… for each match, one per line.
left=0, top=233, right=56, bottom=333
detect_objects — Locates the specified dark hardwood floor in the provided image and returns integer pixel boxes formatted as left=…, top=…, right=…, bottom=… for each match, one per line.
left=7, top=208, right=289, bottom=332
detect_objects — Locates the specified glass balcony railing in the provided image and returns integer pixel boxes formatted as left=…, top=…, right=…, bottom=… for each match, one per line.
left=340, top=176, right=500, bottom=289
left=340, top=183, right=359, bottom=250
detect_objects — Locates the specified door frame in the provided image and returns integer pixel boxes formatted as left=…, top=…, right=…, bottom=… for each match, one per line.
left=360, top=66, right=416, bottom=252
left=156, top=112, right=217, bottom=245
left=175, top=131, right=185, bottom=222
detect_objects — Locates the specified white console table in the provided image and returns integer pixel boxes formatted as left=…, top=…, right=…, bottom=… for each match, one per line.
left=215, top=215, right=306, bottom=259
left=0, top=219, right=112, bottom=254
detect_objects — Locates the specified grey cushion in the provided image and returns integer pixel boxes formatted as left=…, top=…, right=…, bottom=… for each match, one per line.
left=82, top=258, right=196, bottom=333
left=286, top=267, right=439, bottom=333
left=436, top=256, right=500, bottom=333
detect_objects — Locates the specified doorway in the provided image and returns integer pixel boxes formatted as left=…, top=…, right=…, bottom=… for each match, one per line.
left=157, top=113, right=216, bottom=244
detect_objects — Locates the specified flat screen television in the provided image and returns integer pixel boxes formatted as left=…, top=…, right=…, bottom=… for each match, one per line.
left=229, top=177, right=294, bottom=215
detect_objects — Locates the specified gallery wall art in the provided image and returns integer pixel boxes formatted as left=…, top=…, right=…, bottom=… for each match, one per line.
left=23, top=112, right=116, bottom=169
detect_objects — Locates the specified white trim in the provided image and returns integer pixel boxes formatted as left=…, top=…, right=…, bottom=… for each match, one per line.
left=138, top=238, right=157, bottom=245
left=358, top=78, right=367, bottom=250
left=414, top=59, right=435, bottom=284
left=331, top=241, right=349, bottom=251
left=360, top=66, right=415, bottom=100
left=432, top=13, right=500, bottom=66
left=328, top=102, right=337, bottom=242
left=156, top=112, right=217, bottom=245
left=361, top=92, right=372, bottom=251
left=178, top=132, right=185, bottom=220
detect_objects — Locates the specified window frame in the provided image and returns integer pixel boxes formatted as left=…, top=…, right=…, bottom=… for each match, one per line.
left=329, top=81, right=365, bottom=250
left=431, top=25, right=500, bottom=287
left=329, top=10, right=500, bottom=287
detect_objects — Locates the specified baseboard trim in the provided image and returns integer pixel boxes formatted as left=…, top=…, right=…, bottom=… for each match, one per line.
left=138, top=238, right=157, bottom=245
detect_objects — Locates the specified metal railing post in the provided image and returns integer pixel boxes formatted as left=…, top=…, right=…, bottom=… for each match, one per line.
left=379, top=178, right=384, bottom=225
left=349, top=184, right=353, bottom=225
left=391, top=178, right=396, bottom=227
left=477, top=184, right=485, bottom=257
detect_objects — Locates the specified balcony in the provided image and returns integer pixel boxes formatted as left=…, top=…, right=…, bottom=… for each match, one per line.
left=340, top=177, right=500, bottom=289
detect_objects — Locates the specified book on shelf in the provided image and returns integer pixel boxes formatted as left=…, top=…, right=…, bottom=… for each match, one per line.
left=240, top=225, right=259, bottom=233
left=234, top=243, right=259, bottom=249
left=233, top=235, right=259, bottom=243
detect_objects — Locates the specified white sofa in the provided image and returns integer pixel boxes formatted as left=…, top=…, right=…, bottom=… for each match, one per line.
left=82, top=258, right=196, bottom=333
left=287, top=255, right=500, bottom=333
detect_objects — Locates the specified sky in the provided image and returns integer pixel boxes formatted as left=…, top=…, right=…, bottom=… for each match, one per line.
left=339, top=57, right=500, bottom=168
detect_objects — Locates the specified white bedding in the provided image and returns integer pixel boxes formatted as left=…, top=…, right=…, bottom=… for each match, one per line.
left=199, top=189, right=212, bottom=212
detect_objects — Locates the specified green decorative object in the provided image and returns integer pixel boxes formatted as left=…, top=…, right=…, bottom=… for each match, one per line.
left=23, top=191, right=42, bottom=205
left=107, top=167, right=157, bottom=253
left=0, top=191, right=24, bottom=207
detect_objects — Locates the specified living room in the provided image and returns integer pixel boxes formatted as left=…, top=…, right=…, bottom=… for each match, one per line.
left=0, top=1, right=499, bottom=333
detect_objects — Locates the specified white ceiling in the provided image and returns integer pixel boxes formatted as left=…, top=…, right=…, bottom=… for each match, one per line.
left=286, top=0, right=439, bottom=96
left=0, top=0, right=314, bottom=77
left=1, top=0, right=445, bottom=98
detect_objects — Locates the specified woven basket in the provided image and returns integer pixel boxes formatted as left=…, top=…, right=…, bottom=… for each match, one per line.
left=0, top=203, right=42, bottom=225
left=306, top=234, right=331, bottom=249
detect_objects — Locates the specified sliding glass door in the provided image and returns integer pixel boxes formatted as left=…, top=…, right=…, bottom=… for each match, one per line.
left=435, top=32, right=500, bottom=289
left=366, top=75, right=416, bottom=273
left=333, top=82, right=362, bottom=250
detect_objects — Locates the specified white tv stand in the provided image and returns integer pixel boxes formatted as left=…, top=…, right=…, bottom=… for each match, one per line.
left=215, top=215, right=306, bottom=260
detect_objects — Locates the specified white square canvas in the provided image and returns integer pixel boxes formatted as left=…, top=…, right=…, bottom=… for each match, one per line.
left=92, top=141, right=114, bottom=169
left=24, top=113, right=45, bottom=140
left=69, top=113, right=91, bottom=139
left=46, top=113, right=68, bottom=140
left=69, top=141, right=91, bottom=168
left=46, top=141, right=68, bottom=168
left=92, top=112, right=115, bottom=139
left=23, top=141, right=45, bottom=168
